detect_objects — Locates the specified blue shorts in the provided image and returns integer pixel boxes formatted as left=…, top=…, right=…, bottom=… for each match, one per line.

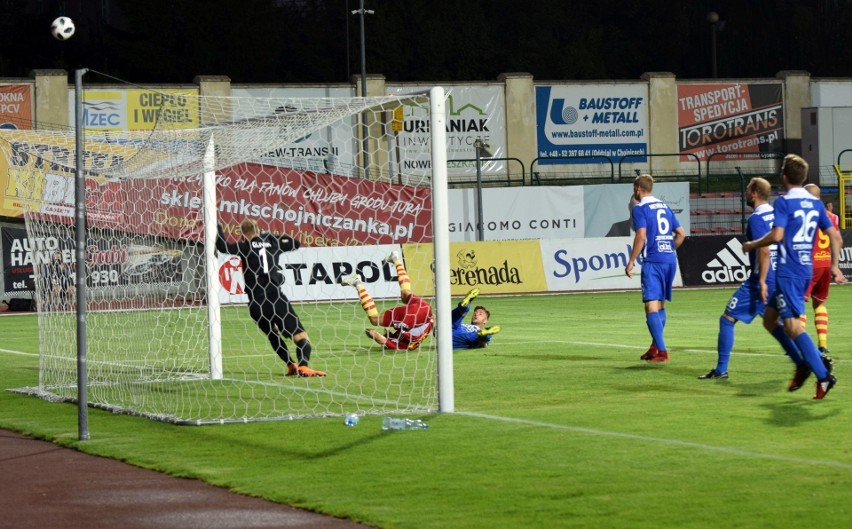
left=769, top=275, right=809, bottom=320
left=724, top=280, right=772, bottom=324
left=641, top=261, right=676, bottom=303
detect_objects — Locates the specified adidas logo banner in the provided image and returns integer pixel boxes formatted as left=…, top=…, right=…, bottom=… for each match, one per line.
left=676, top=235, right=750, bottom=286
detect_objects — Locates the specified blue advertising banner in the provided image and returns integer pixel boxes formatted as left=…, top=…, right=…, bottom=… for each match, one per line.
left=535, top=84, right=649, bottom=165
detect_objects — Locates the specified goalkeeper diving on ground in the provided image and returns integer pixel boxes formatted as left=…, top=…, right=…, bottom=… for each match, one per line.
left=340, top=251, right=500, bottom=350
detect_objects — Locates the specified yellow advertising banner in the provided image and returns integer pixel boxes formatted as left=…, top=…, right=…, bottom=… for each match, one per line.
left=80, top=89, right=199, bottom=131
left=402, top=239, right=547, bottom=297
left=0, top=131, right=138, bottom=218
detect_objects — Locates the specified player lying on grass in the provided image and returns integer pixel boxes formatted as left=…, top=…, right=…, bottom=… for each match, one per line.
left=340, top=250, right=433, bottom=351
left=451, top=288, right=501, bottom=349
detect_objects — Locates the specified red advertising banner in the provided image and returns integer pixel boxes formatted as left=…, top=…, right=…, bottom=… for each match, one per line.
left=0, top=84, right=32, bottom=130
left=30, top=163, right=433, bottom=247
left=677, top=83, right=784, bottom=161
left=164, top=164, right=433, bottom=246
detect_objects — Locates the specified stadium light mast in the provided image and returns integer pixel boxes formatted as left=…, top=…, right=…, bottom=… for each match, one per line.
left=352, top=0, right=374, bottom=178
left=707, top=11, right=726, bottom=78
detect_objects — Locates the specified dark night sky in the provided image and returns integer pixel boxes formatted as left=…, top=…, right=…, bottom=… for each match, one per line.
left=2, top=0, right=852, bottom=85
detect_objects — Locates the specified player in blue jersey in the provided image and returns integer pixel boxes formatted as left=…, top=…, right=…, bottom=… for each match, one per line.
left=625, top=174, right=687, bottom=363
left=742, top=154, right=846, bottom=399
left=699, top=177, right=776, bottom=380
left=451, top=288, right=501, bottom=349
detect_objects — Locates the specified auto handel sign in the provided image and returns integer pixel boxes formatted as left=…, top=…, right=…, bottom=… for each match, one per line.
left=1, top=226, right=183, bottom=291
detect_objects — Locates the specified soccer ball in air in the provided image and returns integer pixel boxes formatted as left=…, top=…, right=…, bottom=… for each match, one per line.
left=51, top=17, right=76, bottom=41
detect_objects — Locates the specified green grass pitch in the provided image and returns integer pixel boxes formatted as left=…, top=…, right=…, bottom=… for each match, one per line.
left=2, top=285, right=851, bottom=528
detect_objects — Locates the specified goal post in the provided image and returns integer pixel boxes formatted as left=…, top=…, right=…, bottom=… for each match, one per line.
left=429, top=87, right=454, bottom=413
left=4, top=85, right=452, bottom=425
left=202, top=136, right=223, bottom=380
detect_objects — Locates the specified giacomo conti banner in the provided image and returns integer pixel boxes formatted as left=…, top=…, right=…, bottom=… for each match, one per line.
left=535, top=83, right=649, bottom=165
left=448, top=182, right=690, bottom=242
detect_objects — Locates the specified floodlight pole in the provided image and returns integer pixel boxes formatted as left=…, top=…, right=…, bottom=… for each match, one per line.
left=352, top=0, right=374, bottom=179
left=707, top=12, right=725, bottom=78
left=74, top=68, right=90, bottom=441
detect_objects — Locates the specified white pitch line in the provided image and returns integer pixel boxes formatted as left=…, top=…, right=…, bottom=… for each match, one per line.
left=4, top=344, right=847, bottom=464
left=458, top=410, right=852, bottom=471
left=485, top=339, right=851, bottom=362
left=0, top=348, right=37, bottom=357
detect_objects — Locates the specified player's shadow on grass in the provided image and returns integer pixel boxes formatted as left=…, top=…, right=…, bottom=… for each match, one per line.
left=728, top=379, right=786, bottom=397
left=760, top=399, right=841, bottom=427
left=201, top=415, right=438, bottom=461
left=615, top=364, right=794, bottom=398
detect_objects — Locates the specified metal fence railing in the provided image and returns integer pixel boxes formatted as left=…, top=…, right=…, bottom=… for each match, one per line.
left=447, top=154, right=850, bottom=235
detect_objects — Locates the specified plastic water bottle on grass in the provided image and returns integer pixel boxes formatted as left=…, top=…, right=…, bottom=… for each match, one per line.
left=344, top=413, right=360, bottom=427
left=382, top=417, right=428, bottom=430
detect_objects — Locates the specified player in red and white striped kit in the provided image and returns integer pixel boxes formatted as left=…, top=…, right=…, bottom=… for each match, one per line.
left=341, top=251, right=433, bottom=351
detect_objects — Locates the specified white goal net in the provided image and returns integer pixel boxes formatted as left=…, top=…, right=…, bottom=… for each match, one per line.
left=3, top=85, right=451, bottom=425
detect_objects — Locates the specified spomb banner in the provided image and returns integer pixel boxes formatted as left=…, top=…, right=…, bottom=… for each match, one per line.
left=677, top=83, right=784, bottom=161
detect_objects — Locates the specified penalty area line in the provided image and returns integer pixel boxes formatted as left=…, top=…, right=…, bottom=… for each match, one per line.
left=457, top=410, right=852, bottom=471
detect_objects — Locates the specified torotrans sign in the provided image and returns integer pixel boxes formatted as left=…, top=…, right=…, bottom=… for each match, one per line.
left=676, top=82, right=784, bottom=162
left=536, top=83, right=649, bottom=165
